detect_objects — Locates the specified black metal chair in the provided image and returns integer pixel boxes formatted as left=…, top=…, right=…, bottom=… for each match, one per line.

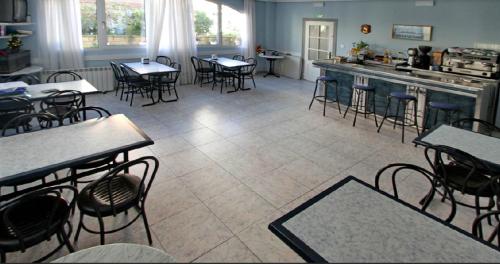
left=156, top=56, right=172, bottom=66
left=191, top=56, right=213, bottom=86
left=46, top=71, right=82, bottom=83
left=120, top=64, right=151, bottom=107
left=452, top=118, right=500, bottom=137
left=473, top=210, right=500, bottom=248
left=0, top=186, right=77, bottom=263
left=74, top=156, right=159, bottom=245
left=241, top=58, right=257, bottom=90
left=0, top=97, right=34, bottom=133
left=376, top=162, right=457, bottom=223
left=308, top=76, right=342, bottom=117
left=377, top=91, right=419, bottom=143
left=211, top=62, right=237, bottom=94
left=155, top=62, right=181, bottom=101
left=343, top=84, right=379, bottom=128
left=110, top=61, right=127, bottom=98
left=232, top=55, right=245, bottom=61
left=39, top=90, right=83, bottom=125
left=5, top=74, right=41, bottom=85
left=424, top=145, right=500, bottom=221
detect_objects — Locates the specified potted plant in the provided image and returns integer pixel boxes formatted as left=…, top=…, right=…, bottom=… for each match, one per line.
left=7, top=35, right=23, bottom=53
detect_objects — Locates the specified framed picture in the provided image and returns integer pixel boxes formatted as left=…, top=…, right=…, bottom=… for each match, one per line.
left=392, top=24, right=433, bottom=41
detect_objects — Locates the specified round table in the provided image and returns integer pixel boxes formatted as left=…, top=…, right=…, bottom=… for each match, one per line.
left=52, top=243, right=175, bottom=263
left=259, top=54, right=285, bottom=78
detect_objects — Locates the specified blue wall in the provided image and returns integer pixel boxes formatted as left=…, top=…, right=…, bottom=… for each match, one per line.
left=258, top=0, right=500, bottom=56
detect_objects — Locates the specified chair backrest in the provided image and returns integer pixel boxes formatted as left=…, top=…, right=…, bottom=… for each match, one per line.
left=156, top=56, right=172, bottom=66
left=233, top=55, right=245, bottom=61
left=110, top=61, right=124, bottom=81
left=46, top=71, right=83, bottom=83
left=452, top=118, right=500, bottom=137
left=242, top=58, right=257, bottom=73
left=6, top=74, right=41, bottom=85
left=191, top=56, right=201, bottom=71
left=424, top=144, right=493, bottom=193
left=375, top=163, right=457, bottom=222
left=0, top=186, right=77, bottom=252
left=61, top=106, right=112, bottom=125
left=473, top=209, right=500, bottom=248
left=2, top=112, right=57, bottom=136
left=40, top=90, right=83, bottom=117
left=169, top=62, right=182, bottom=83
left=82, top=156, right=159, bottom=216
left=0, top=96, right=33, bottom=115
left=119, top=64, right=136, bottom=83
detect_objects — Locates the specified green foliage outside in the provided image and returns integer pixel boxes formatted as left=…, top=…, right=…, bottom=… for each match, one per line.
left=194, top=11, right=213, bottom=35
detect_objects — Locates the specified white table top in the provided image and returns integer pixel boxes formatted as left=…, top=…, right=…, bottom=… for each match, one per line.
left=202, top=57, right=251, bottom=68
left=259, top=54, right=285, bottom=59
left=0, top=66, right=44, bottom=77
left=271, top=177, right=500, bottom=262
left=52, top=243, right=175, bottom=263
left=417, top=125, right=500, bottom=167
left=0, top=114, right=153, bottom=186
left=25, top=80, right=100, bottom=100
left=0, top=81, right=28, bottom=91
left=123, top=62, right=178, bottom=75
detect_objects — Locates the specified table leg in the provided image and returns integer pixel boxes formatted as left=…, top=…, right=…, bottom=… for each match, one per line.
left=123, top=151, right=130, bottom=173
left=142, top=79, right=161, bottom=107
left=82, top=95, right=87, bottom=120
left=264, top=59, right=280, bottom=78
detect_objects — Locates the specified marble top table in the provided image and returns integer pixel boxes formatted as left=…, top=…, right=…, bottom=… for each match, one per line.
left=259, top=53, right=284, bottom=78
left=269, top=176, right=500, bottom=263
left=0, top=114, right=153, bottom=192
left=0, top=66, right=44, bottom=77
left=25, top=80, right=100, bottom=100
left=202, top=57, right=251, bottom=68
left=414, top=125, right=500, bottom=171
left=52, top=243, right=175, bottom=263
left=123, top=62, right=178, bottom=75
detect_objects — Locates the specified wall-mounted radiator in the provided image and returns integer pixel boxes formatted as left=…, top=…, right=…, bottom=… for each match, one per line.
left=41, top=67, right=115, bottom=92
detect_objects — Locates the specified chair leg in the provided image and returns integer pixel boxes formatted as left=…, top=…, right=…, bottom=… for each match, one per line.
left=130, top=89, right=135, bottom=107
left=378, top=97, right=391, bottom=133
left=334, top=84, right=342, bottom=115
left=372, top=91, right=379, bottom=127
left=74, top=213, right=84, bottom=242
left=323, top=81, right=328, bottom=117
left=142, top=210, right=153, bottom=245
left=97, top=216, right=106, bottom=245
left=393, top=99, right=401, bottom=130
left=414, top=100, right=420, bottom=136
left=60, top=228, right=75, bottom=253
left=251, top=75, right=256, bottom=88
left=309, top=80, right=319, bottom=110
left=422, top=105, right=430, bottom=134
left=343, top=89, right=354, bottom=119
left=401, top=101, right=407, bottom=143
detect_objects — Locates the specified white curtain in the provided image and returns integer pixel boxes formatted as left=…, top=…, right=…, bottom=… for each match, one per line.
left=146, top=0, right=197, bottom=84
left=241, top=0, right=256, bottom=60
left=36, top=0, right=84, bottom=70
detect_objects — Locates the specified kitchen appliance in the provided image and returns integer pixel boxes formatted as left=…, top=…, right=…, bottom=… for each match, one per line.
left=442, top=47, right=500, bottom=78
left=0, top=0, right=28, bottom=23
left=418, top=45, right=432, bottom=69
left=407, top=48, right=419, bottom=67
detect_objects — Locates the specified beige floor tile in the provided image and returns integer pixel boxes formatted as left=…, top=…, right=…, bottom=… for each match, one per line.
left=197, top=139, right=247, bottom=163
left=276, top=134, right=324, bottom=157
left=148, top=135, right=194, bottom=157
left=205, top=184, right=276, bottom=233
left=195, top=237, right=261, bottom=263
left=181, top=164, right=242, bottom=201
left=253, top=143, right=301, bottom=168
left=227, top=131, right=272, bottom=152
left=237, top=212, right=305, bottom=263
left=152, top=204, right=233, bottom=262
left=181, top=127, right=224, bottom=146
left=160, top=148, right=216, bottom=177
left=217, top=152, right=280, bottom=179
left=274, top=158, right=336, bottom=189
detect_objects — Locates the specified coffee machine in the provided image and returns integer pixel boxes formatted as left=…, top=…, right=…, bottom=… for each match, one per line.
left=418, top=46, right=432, bottom=69
left=442, top=47, right=500, bottom=78
left=407, top=48, right=419, bottom=67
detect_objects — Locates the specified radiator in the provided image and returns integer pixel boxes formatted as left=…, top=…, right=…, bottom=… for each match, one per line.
left=41, top=67, right=115, bottom=92
left=275, top=54, right=302, bottom=80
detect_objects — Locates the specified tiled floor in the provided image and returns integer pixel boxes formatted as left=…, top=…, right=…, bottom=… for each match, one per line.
left=8, top=75, right=486, bottom=262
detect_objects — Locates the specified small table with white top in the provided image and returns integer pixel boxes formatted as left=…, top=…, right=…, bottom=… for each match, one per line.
left=52, top=243, right=175, bottom=263
left=413, top=124, right=500, bottom=172
left=259, top=53, right=285, bottom=78
left=202, top=57, right=252, bottom=93
left=122, top=62, right=180, bottom=106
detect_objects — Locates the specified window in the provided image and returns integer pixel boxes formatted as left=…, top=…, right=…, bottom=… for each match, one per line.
left=80, top=0, right=146, bottom=49
left=193, top=0, right=242, bottom=47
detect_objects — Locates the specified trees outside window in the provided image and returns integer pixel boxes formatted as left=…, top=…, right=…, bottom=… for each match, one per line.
left=193, top=0, right=242, bottom=47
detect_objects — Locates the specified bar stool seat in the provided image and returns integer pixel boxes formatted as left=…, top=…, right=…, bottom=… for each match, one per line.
left=390, top=92, right=417, bottom=100
left=308, top=76, right=342, bottom=117
left=428, top=101, right=460, bottom=111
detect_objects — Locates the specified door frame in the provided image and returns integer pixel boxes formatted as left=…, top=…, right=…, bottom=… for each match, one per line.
left=301, top=18, right=339, bottom=80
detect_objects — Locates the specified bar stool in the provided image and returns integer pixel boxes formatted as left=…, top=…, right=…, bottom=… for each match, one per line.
left=377, top=91, right=420, bottom=143
left=308, top=76, right=342, bottom=117
left=343, top=84, right=378, bottom=127
left=422, top=101, right=460, bottom=133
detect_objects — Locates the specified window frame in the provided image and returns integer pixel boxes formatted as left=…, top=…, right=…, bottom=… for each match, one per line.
left=82, top=0, right=146, bottom=50
left=194, top=1, right=241, bottom=49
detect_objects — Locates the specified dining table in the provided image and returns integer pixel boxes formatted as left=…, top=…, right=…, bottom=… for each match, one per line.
left=0, top=114, right=154, bottom=202
left=202, top=57, right=252, bottom=93
left=52, top=243, right=175, bottom=263
left=122, top=62, right=179, bottom=107
left=269, top=176, right=500, bottom=263
left=259, top=53, right=285, bottom=78
left=413, top=124, right=500, bottom=173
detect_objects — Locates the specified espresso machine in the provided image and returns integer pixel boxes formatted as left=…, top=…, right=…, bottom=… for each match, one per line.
left=418, top=46, right=432, bottom=69
left=442, top=47, right=500, bottom=78
left=407, top=48, right=419, bottom=67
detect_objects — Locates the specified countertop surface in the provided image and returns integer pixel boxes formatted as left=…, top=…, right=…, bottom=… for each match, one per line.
left=313, top=60, right=499, bottom=92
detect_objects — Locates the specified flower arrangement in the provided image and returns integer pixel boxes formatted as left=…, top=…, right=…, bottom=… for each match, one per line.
left=7, top=35, right=23, bottom=52
left=256, top=45, right=264, bottom=54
